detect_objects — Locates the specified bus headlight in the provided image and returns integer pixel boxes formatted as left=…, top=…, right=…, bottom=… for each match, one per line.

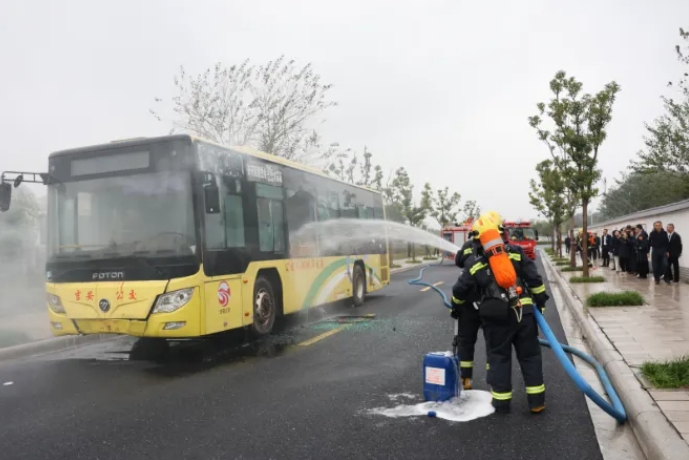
left=47, top=293, right=66, bottom=314
left=152, top=288, right=194, bottom=314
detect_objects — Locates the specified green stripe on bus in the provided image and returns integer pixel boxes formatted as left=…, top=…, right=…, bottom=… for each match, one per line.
left=301, top=258, right=349, bottom=309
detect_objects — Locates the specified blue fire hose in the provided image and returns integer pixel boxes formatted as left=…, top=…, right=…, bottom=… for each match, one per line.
left=407, top=263, right=627, bottom=423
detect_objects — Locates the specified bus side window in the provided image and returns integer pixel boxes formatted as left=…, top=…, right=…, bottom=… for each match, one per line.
left=224, top=193, right=245, bottom=248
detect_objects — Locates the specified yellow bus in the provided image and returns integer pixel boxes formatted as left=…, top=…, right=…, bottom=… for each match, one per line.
left=0, top=135, right=391, bottom=340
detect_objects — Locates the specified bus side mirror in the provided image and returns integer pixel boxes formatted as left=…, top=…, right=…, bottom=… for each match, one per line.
left=203, top=184, right=221, bottom=214
left=0, top=183, right=11, bottom=212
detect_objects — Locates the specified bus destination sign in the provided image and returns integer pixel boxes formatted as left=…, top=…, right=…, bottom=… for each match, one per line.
left=246, top=161, right=283, bottom=186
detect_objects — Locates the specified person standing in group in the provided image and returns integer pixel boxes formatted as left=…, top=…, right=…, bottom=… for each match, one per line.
left=627, top=228, right=638, bottom=276
left=617, top=231, right=631, bottom=273
left=601, top=229, right=611, bottom=267
left=593, top=232, right=601, bottom=263
left=610, top=230, right=620, bottom=271
left=564, top=236, right=571, bottom=255
left=649, top=221, right=671, bottom=285
left=636, top=231, right=650, bottom=279
left=666, top=223, right=683, bottom=283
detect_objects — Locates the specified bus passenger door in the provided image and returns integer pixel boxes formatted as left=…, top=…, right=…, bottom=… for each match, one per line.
left=199, top=171, right=247, bottom=335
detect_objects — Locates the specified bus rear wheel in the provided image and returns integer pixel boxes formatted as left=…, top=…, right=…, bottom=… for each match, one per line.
left=251, top=276, right=277, bottom=337
left=352, top=264, right=366, bottom=307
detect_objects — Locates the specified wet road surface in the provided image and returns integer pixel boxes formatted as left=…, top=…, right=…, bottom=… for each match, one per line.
left=0, top=260, right=605, bottom=460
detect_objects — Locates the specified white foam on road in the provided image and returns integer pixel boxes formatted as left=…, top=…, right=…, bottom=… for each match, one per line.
left=370, top=390, right=495, bottom=422
left=3, top=381, right=13, bottom=386
left=386, top=393, right=417, bottom=401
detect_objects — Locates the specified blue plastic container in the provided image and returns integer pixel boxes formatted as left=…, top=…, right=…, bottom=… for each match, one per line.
left=423, top=351, right=460, bottom=402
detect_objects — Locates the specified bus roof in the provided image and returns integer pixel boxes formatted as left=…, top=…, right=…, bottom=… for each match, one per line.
left=49, top=134, right=381, bottom=195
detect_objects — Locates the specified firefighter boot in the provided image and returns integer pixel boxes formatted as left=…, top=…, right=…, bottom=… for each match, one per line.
left=490, top=390, right=512, bottom=414
left=461, top=378, right=473, bottom=390
left=530, top=404, right=546, bottom=414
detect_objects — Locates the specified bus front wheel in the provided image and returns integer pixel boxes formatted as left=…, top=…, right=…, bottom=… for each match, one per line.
left=352, top=264, right=366, bottom=307
left=251, top=276, right=277, bottom=337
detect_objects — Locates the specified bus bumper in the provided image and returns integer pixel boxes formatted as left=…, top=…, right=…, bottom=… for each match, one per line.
left=47, top=308, right=202, bottom=338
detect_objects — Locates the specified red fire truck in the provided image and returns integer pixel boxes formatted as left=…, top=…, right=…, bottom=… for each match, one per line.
left=440, top=222, right=472, bottom=261
left=503, top=220, right=539, bottom=259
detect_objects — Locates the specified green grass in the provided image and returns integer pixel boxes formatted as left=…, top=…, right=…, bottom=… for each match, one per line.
left=586, top=291, right=644, bottom=307
left=570, top=276, right=605, bottom=283
left=544, top=249, right=554, bottom=255
left=561, top=266, right=584, bottom=272
left=423, top=256, right=438, bottom=260
left=405, top=260, right=423, bottom=264
left=640, top=356, right=689, bottom=389
left=555, top=260, right=571, bottom=266
left=391, top=263, right=402, bottom=268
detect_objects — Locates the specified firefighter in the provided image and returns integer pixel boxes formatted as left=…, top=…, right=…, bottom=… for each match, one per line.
left=451, top=213, right=549, bottom=414
left=452, top=221, right=484, bottom=390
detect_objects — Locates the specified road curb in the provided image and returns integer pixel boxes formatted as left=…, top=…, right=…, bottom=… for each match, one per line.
left=0, top=334, right=114, bottom=364
left=390, top=260, right=448, bottom=275
left=541, top=250, right=689, bottom=460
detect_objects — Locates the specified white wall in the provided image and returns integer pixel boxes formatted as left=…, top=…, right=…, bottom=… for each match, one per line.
left=588, top=205, right=689, bottom=279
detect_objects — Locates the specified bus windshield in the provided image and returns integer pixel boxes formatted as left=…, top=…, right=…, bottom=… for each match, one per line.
left=47, top=171, right=196, bottom=260
left=507, top=227, right=536, bottom=242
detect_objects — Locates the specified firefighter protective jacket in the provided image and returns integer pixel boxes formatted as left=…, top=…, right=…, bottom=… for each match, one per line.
left=455, top=239, right=482, bottom=269
left=452, top=244, right=549, bottom=313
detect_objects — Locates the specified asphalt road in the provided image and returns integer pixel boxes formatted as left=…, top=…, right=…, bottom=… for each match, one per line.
left=0, top=259, right=603, bottom=460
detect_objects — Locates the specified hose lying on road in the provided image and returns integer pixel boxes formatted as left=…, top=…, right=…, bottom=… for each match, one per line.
left=407, top=263, right=628, bottom=423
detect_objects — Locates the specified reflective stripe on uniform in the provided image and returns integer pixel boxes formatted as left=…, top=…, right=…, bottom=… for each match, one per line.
left=469, top=262, right=488, bottom=275
left=482, top=237, right=502, bottom=251
left=463, top=248, right=473, bottom=255
left=491, top=390, right=512, bottom=400
left=452, top=296, right=465, bottom=305
left=519, top=297, right=533, bottom=305
left=530, top=284, right=546, bottom=294
left=460, top=361, right=473, bottom=368
left=486, top=363, right=490, bottom=370
left=526, top=384, right=545, bottom=395
left=508, top=252, right=521, bottom=262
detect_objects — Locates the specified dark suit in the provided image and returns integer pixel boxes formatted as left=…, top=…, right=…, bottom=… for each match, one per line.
left=601, top=234, right=612, bottom=266
left=667, top=232, right=683, bottom=282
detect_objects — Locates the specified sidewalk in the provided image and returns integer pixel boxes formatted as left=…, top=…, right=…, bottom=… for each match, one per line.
left=390, top=256, right=444, bottom=274
left=545, top=251, right=689, bottom=451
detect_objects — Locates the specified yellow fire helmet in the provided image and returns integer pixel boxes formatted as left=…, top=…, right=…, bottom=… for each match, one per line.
left=473, top=212, right=500, bottom=238
left=471, top=220, right=481, bottom=239
left=486, top=210, right=503, bottom=228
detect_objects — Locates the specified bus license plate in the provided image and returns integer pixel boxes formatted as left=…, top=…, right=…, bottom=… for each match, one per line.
left=96, top=320, right=122, bottom=333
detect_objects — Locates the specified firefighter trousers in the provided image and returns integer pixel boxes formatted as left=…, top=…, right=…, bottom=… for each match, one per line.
left=483, top=310, right=545, bottom=410
left=457, top=305, right=484, bottom=379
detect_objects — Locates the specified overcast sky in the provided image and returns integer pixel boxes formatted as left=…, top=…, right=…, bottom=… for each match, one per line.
left=2, top=0, right=687, bottom=220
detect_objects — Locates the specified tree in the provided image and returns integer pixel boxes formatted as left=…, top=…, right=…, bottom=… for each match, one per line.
left=323, top=146, right=383, bottom=190
left=421, top=184, right=462, bottom=227
left=529, top=71, right=621, bottom=276
left=462, top=200, right=482, bottom=222
left=532, top=220, right=554, bottom=240
left=151, top=56, right=337, bottom=163
left=528, top=159, right=575, bottom=256
left=0, top=187, right=40, bottom=260
left=632, top=28, right=689, bottom=175
left=385, top=167, right=428, bottom=261
left=600, top=171, right=689, bottom=219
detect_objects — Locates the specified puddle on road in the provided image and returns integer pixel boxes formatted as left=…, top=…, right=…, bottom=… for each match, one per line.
left=368, top=390, right=495, bottom=422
